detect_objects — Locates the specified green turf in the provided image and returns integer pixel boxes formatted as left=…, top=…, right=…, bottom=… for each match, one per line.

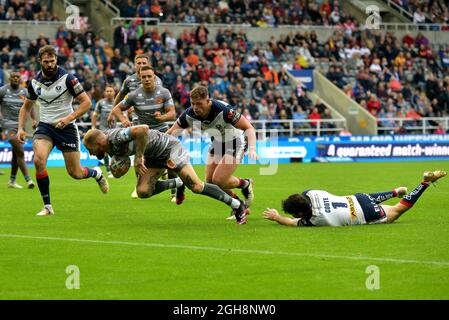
left=1, top=161, right=449, bottom=299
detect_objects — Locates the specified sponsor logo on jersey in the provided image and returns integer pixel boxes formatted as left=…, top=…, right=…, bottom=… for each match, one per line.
left=346, top=196, right=357, bottom=220
left=36, top=87, right=42, bottom=95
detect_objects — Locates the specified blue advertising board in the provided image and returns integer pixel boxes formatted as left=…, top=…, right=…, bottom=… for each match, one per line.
left=1, top=134, right=448, bottom=168
left=290, top=69, right=314, bottom=91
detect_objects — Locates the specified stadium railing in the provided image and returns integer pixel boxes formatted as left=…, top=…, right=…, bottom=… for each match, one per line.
left=99, top=0, right=120, bottom=17
left=108, top=18, right=449, bottom=45
left=382, top=0, right=415, bottom=21
left=377, top=117, right=449, bottom=134
left=74, top=119, right=347, bottom=138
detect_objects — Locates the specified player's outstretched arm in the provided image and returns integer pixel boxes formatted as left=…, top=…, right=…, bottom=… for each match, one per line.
left=234, top=116, right=259, bottom=160
left=166, top=121, right=184, bottom=136
left=129, top=125, right=149, bottom=175
left=30, top=106, right=38, bottom=129
left=111, top=102, right=132, bottom=127
left=17, top=98, right=35, bottom=143
left=91, top=111, right=98, bottom=129
left=113, top=90, right=126, bottom=108
left=263, top=208, right=300, bottom=227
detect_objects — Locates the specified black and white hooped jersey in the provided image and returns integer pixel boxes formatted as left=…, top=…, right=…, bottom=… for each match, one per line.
left=119, top=72, right=163, bottom=123
left=27, top=67, right=84, bottom=125
left=106, top=127, right=173, bottom=159
left=177, top=99, right=243, bottom=142
left=298, top=190, right=367, bottom=227
left=94, top=98, right=114, bottom=129
left=121, top=85, right=174, bottom=131
left=0, top=84, right=27, bottom=130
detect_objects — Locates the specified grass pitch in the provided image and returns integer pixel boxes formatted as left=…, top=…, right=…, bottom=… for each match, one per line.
left=1, top=161, right=448, bottom=299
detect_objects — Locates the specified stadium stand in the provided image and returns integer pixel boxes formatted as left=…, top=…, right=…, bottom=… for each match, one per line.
left=1, top=0, right=449, bottom=140
left=0, top=0, right=58, bottom=21
left=111, top=0, right=356, bottom=27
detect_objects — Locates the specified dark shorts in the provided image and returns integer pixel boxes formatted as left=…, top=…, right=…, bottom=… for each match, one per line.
left=33, top=122, right=80, bottom=152
left=209, top=136, right=247, bottom=162
left=354, top=193, right=387, bottom=224
left=145, top=139, right=190, bottom=173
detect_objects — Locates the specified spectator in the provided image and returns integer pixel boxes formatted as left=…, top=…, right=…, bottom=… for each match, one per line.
left=367, top=94, right=381, bottom=115
left=120, top=0, right=137, bottom=18
left=413, top=8, right=426, bottom=24
left=195, top=24, right=209, bottom=46
left=308, top=107, right=321, bottom=127
left=8, top=31, right=21, bottom=51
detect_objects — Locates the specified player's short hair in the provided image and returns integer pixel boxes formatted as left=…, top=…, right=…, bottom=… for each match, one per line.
left=38, top=45, right=57, bottom=61
left=139, top=65, right=154, bottom=73
left=134, top=54, right=150, bottom=63
left=104, top=84, right=115, bottom=91
left=190, top=85, right=209, bottom=100
left=83, top=129, right=102, bottom=146
left=282, top=194, right=312, bottom=219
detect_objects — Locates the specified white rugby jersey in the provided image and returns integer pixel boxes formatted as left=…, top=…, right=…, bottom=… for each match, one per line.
left=300, top=190, right=367, bottom=227
left=27, top=67, right=84, bottom=125
left=177, top=99, right=244, bottom=142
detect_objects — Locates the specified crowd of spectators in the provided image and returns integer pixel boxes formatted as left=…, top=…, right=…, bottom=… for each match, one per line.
left=0, top=0, right=58, bottom=21
left=271, top=23, right=449, bottom=134
left=1, top=21, right=340, bottom=138
left=2, top=2, right=449, bottom=137
left=113, top=0, right=358, bottom=27
left=392, top=0, right=449, bottom=25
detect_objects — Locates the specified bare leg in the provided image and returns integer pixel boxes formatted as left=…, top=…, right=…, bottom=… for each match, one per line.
left=10, top=147, right=18, bottom=177
left=205, top=154, right=236, bottom=197
left=10, top=138, right=30, bottom=180
left=136, top=167, right=165, bottom=198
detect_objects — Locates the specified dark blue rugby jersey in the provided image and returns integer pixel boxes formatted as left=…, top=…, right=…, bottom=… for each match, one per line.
left=177, top=99, right=243, bottom=142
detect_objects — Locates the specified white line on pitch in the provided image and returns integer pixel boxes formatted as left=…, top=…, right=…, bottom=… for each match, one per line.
left=1, top=233, right=448, bottom=267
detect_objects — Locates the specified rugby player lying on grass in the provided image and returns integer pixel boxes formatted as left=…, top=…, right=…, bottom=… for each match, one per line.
left=263, top=170, right=446, bottom=227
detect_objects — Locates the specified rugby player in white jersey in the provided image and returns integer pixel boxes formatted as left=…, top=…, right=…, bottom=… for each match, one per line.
left=167, top=85, right=258, bottom=221
left=263, top=171, right=446, bottom=227
left=17, top=45, right=109, bottom=216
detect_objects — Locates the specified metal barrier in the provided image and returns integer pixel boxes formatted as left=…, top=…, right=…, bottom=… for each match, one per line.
left=75, top=118, right=347, bottom=138
left=111, top=17, right=159, bottom=26
left=109, top=17, right=449, bottom=32
left=377, top=117, right=449, bottom=134
left=383, top=0, right=414, bottom=20
left=99, top=0, right=120, bottom=17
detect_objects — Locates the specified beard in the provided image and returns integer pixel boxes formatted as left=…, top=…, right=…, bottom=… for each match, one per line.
left=42, top=65, right=57, bottom=78
left=10, top=82, right=19, bottom=90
